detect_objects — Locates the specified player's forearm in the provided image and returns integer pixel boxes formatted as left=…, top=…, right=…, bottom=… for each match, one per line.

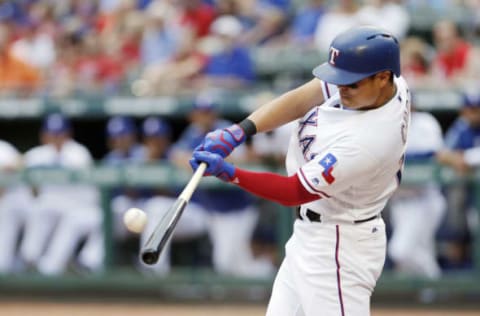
left=247, top=78, right=323, bottom=133
left=233, top=168, right=319, bottom=206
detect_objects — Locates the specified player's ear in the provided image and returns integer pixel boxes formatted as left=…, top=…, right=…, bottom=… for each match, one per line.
left=376, top=71, right=392, bottom=86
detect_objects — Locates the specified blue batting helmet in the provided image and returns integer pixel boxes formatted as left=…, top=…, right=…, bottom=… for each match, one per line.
left=313, top=25, right=401, bottom=85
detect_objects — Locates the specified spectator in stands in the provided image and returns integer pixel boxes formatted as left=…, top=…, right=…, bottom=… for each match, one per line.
left=0, top=23, right=42, bottom=96
left=356, top=0, right=410, bottom=40
left=314, top=0, right=361, bottom=52
left=0, top=140, right=33, bottom=275
left=399, top=36, right=432, bottom=89
left=9, top=19, right=56, bottom=72
left=436, top=91, right=480, bottom=269
left=287, top=0, right=326, bottom=46
left=388, top=104, right=446, bottom=279
left=140, top=1, right=185, bottom=68
left=103, top=116, right=144, bottom=241
left=73, top=31, right=127, bottom=95
left=133, top=1, right=211, bottom=95
left=175, top=0, right=216, bottom=41
left=428, top=19, right=480, bottom=89
left=45, top=30, right=81, bottom=97
left=138, top=116, right=209, bottom=275
left=170, top=93, right=275, bottom=277
left=96, top=1, right=144, bottom=83
left=20, top=114, right=104, bottom=275
left=194, top=15, right=256, bottom=90
left=236, top=0, right=291, bottom=45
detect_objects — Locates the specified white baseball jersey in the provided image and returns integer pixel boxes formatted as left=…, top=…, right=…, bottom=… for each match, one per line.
left=0, top=140, right=33, bottom=274
left=20, top=140, right=103, bottom=275
left=286, top=76, right=411, bottom=223
left=24, top=140, right=99, bottom=205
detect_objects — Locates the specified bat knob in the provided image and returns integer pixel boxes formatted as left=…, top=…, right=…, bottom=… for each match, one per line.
left=141, top=250, right=159, bottom=265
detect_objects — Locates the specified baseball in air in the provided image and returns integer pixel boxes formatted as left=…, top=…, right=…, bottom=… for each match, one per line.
left=123, top=208, right=147, bottom=233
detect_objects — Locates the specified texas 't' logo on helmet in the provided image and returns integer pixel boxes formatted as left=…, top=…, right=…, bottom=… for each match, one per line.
left=329, top=47, right=340, bottom=65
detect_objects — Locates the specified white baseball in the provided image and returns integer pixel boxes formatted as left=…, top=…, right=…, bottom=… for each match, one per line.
left=123, top=208, right=147, bottom=233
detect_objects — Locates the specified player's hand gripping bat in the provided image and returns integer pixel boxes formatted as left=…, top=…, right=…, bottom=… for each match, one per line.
left=140, top=162, right=207, bottom=265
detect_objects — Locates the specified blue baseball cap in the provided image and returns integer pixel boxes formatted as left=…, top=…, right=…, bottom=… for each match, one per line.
left=463, top=91, right=480, bottom=108
left=142, top=117, right=171, bottom=137
left=106, top=116, right=136, bottom=137
left=42, top=113, right=71, bottom=134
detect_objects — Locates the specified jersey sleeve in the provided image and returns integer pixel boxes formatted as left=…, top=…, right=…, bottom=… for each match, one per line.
left=320, top=80, right=338, bottom=100
left=297, top=145, right=378, bottom=197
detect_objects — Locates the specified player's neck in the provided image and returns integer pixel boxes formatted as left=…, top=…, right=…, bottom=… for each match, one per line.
left=362, top=83, right=397, bottom=111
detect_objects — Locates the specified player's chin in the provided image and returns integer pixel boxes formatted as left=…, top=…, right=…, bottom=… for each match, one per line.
left=340, top=96, right=353, bottom=107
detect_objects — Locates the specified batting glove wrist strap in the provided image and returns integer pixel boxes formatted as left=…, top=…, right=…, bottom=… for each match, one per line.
left=237, top=118, right=257, bottom=137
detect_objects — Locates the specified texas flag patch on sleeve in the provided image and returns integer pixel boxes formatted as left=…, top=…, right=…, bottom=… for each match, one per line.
left=319, top=153, right=337, bottom=184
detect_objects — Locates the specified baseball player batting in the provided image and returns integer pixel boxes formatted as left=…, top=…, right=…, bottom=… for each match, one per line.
left=190, top=25, right=411, bottom=316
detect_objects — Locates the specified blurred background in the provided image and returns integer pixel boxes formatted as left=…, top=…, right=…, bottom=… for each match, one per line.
left=0, top=0, right=480, bottom=314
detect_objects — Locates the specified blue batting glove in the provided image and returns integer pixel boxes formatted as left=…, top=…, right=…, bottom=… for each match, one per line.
left=195, top=124, right=246, bottom=158
left=190, top=151, right=235, bottom=182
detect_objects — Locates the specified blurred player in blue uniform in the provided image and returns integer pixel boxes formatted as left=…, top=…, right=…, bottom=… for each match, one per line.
left=170, top=95, right=275, bottom=277
left=388, top=104, right=446, bottom=279
left=138, top=116, right=208, bottom=275
left=103, top=115, right=145, bottom=240
left=437, top=91, right=480, bottom=268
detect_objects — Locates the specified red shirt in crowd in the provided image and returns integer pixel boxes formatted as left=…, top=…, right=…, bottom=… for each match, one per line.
left=434, top=40, right=471, bottom=78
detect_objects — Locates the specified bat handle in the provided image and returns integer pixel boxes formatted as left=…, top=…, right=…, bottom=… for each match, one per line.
left=178, top=162, right=207, bottom=201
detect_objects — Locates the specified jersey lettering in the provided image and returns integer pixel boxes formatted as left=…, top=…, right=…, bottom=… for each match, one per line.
left=397, top=89, right=410, bottom=186
left=400, top=90, right=411, bottom=145
left=298, top=108, right=318, bottom=137
left=299, top=135, right=316, bottom=160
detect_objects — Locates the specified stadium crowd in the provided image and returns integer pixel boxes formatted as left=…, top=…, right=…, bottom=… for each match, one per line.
left=1, top=0, right=480, bottom=97
left=0, top=0, right=480, bottom=280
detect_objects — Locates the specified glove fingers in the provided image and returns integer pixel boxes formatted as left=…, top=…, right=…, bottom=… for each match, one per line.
left=189, top=157, right=200, bottom=171
left=193, top=151, right=219, bottom=175
left=193, top=150, right=207, bottom=161
left=193, top=144, right=204, bottom=152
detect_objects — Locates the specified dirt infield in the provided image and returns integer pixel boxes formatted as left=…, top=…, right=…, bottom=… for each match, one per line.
left=1, top=302, right=479, bottom=316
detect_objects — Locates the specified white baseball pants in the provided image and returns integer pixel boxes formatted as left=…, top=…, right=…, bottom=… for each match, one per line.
left=266, top=217, right=386, bottom=316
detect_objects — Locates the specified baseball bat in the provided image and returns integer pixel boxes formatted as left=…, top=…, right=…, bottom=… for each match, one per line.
left=140, top=162, right=207, bottom=265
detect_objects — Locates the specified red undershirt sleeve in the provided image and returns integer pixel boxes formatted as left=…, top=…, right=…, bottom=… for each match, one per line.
left=232, top=168, right=320, bottom=206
